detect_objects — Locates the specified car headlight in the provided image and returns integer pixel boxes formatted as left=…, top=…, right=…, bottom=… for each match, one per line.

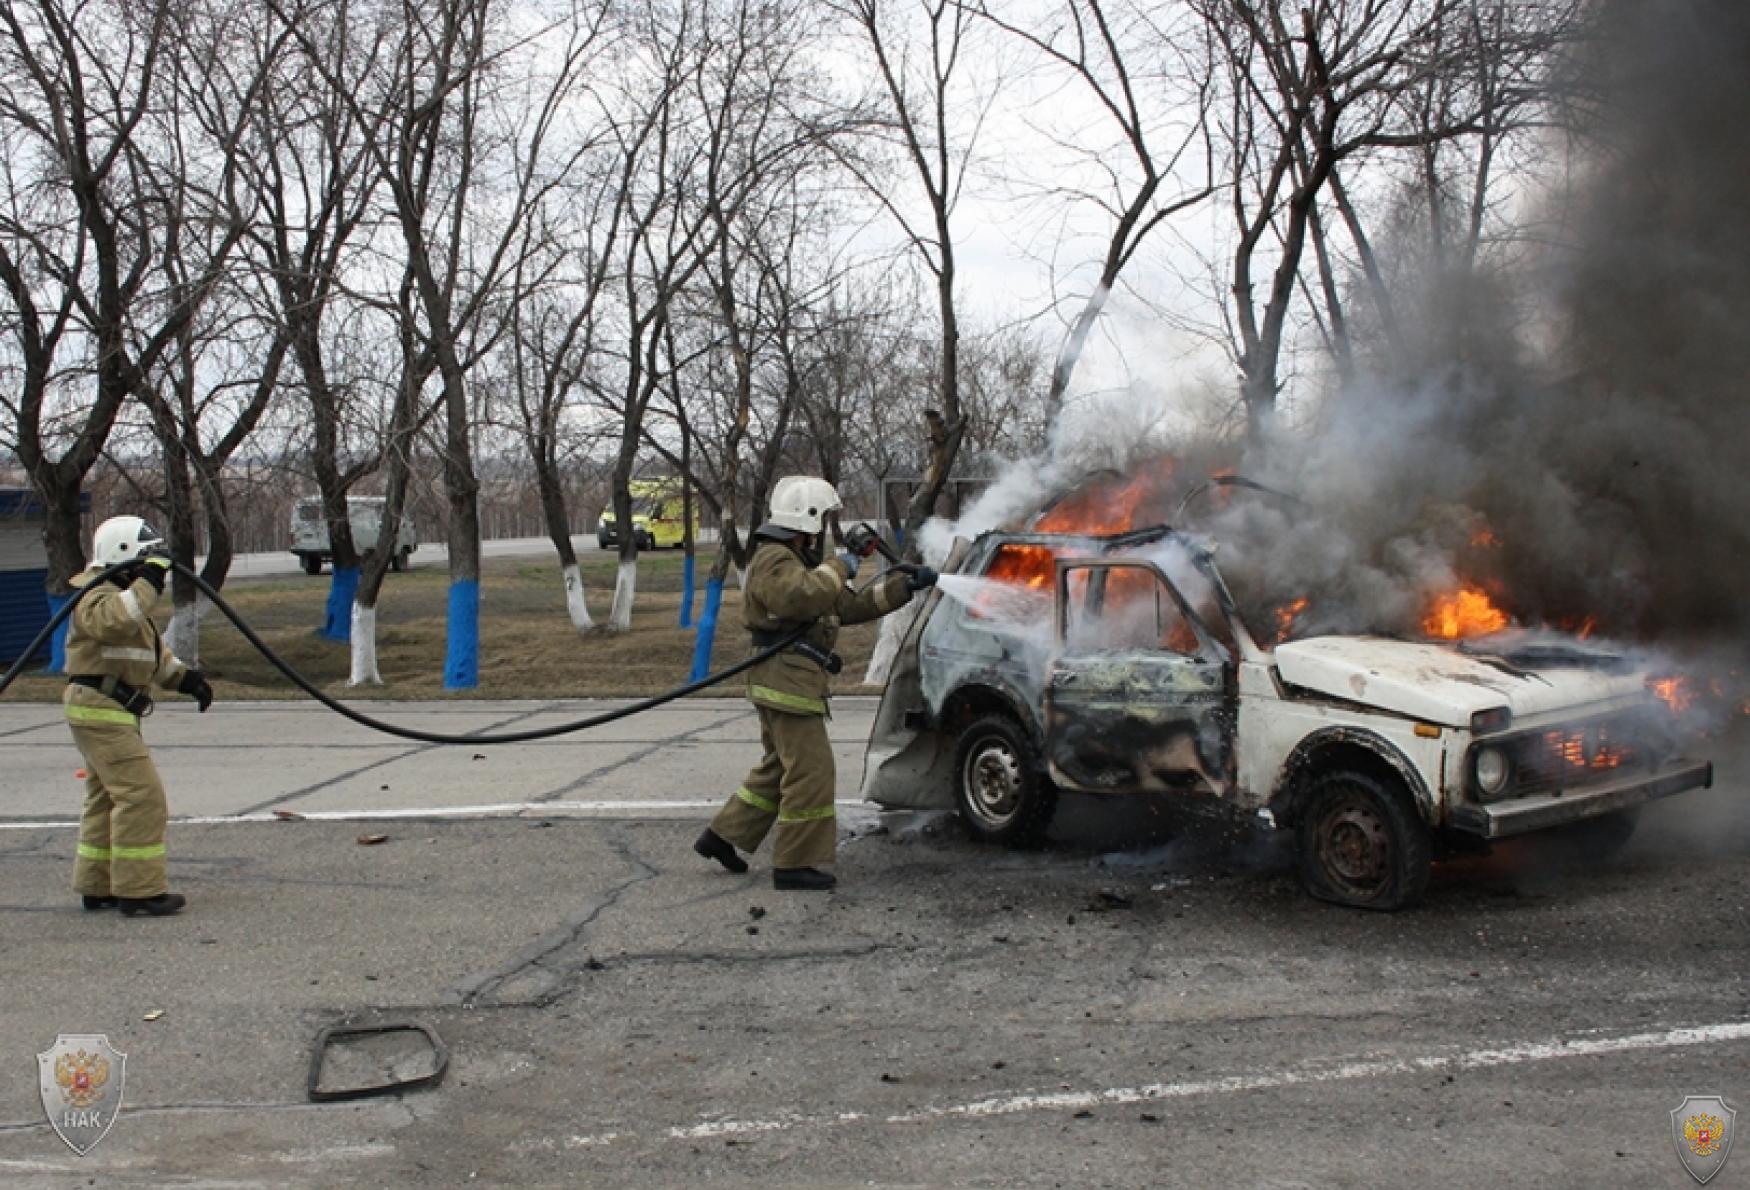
left=1474, top=746, right=1511, bottom=796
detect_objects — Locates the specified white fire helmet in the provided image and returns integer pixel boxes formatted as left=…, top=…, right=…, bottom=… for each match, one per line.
left=766, top=477, right=842, bottom=535
left=92, top=515, right=165, bottom=568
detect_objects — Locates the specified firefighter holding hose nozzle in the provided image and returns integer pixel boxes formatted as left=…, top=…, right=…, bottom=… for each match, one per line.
left=63, top=516, right=215, bottom=917
left=695, top=478, right=936, bottom=890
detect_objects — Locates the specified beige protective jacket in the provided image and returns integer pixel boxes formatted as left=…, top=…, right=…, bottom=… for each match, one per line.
left=62, top=569, right=189, bottom=717
left=741, top=540, right=912, bottom=715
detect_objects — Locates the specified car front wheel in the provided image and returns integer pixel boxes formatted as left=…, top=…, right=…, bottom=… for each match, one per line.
left=1296, top=769, right=1431, bottom=910
left=952, top=714, right=1057, bottom=846
left=301, top=555, right=322, bottom=576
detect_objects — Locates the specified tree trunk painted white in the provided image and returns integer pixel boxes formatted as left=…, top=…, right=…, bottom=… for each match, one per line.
left=563, top=563, right=594, bottom=633
left=349, top=602, right=382, bottom=685
left=166, top=596, right=209, bottom=667
left=608, top=560, right=637, bottom=631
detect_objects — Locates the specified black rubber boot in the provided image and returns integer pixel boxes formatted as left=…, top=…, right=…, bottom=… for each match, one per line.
left=773, top=867, right=836, bottom=891
left=694, top=829, right=749, bottom=874
left=118, top=893, right=186, bottom=917
left=81, top=895, right=119, bottom=911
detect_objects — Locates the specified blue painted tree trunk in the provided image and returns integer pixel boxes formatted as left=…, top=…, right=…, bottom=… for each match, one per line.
left=321, top=566, right=359, bottom=641
left=679, top=554, right=696, bottom=628
left=445, top=579, right=480, bottom=689
left=46, top=592, right=72, bottom=674
left=688, top=576, right=724, bottom=682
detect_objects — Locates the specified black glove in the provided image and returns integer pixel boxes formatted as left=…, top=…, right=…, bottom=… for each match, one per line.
left=906, top=565, right=939, bottom=592
left=178, top=668, right=214, bottom=713
left=136, top=551, right=173, bottom=593
left=843, top=523, right=882, bottom=559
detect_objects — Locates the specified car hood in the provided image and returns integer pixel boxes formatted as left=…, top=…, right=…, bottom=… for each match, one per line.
left=1272, top=635, right=1647, bottom=727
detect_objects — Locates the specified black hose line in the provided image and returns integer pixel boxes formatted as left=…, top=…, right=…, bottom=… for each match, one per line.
left=0, top=559, right=803, bottom=746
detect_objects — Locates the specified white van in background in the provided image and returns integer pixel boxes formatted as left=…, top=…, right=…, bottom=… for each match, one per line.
left=290, top=496, right=417, bottom=576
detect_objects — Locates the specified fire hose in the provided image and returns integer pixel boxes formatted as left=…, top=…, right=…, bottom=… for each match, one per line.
left=0, top=558, right=805, bottom=745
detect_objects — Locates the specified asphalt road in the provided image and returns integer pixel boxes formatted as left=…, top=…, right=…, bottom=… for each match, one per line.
left=0, top=700, right=1745, bottom=1187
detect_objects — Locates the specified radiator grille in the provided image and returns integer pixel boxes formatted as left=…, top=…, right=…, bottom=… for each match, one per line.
left=1499, top=714, right=1662, bottom=798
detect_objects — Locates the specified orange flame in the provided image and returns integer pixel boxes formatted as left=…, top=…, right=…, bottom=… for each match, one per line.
left=1470, top=525, right=1500, bottom=548
left=1422, top=587, right=1509, bottom=639
left=1274, top=597, right=1309, bottom=644
left=1542, top=726, right=1629, bottom=771
left=983, top=543, right=1058, bottom=592
left=1032, top=464, right=1176, bottom=535
left=1649, top=677, right=1695, bottom=714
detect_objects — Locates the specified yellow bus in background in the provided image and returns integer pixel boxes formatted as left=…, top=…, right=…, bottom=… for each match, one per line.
left=596, top=479, right=699, bottom=550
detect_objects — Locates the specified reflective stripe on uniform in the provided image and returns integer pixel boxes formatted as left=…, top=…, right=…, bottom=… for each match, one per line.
left=111, top=843, right=166, bottom=861
left=736, top=786, right=779, bottom=813
left=119, top=588, right=148, bottom=627
left=65, top=704, right=138, bottom=726
left=777, top=805, right=836, bottom=824
left=100, top=646, right=158, bottom=664
left=748, top=685, right=827, bottom=715
left=77, top=843, right=112, bottom=860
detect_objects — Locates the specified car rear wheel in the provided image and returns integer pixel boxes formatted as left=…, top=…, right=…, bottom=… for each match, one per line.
left=1297, top=769, right=1431, bottom=910
left=390, top=550, right=406, bottom=572
left=301, top=555, right=323, bottom=576
left=953, top=714, right=1057, bottom=846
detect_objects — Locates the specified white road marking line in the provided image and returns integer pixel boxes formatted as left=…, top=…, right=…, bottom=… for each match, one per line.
left=0, top=798, right=876, bottom=829
left=560, top=1020, right=1750, bottom=1148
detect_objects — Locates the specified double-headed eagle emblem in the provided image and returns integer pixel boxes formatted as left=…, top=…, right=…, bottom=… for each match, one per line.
left=1672, top=1096, right=1737, bottom=1185
left=54, top=1049, right=111, bottom=1112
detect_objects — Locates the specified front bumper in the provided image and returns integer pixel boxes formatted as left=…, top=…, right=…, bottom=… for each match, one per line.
left=1447, top=759, right=1714, bottom=838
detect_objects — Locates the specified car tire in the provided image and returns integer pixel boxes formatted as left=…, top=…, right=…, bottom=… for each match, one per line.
left=1296, top=769, right=1431, bottom=910
left=638, top=532, right=654, bottom=551
left=391, top=550, right=406, bottom=572
left=597, top=534, right=610, bottom=549
left=952, top=714, right=1057, bottom=846
left=301, top=555, right=322, bottom=576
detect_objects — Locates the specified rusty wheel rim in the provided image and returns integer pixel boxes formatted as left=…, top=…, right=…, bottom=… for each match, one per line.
left=1315, top=791, right=1391, bottom=898
left=963, top=738, right=1023, bottom=826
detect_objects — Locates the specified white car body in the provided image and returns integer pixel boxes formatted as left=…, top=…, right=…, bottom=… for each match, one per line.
left=862, top=526, right=1713, bottom=907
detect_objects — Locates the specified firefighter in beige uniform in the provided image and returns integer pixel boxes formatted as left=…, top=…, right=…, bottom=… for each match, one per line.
left=695, top=478, right=936, bottom=890
left=65, top=516, right=214, bottom=917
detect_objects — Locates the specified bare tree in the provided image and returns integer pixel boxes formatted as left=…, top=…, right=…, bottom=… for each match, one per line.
left=252, top=0, right=396, bottom=640
left=497, top=126, right=630, bottom=635
left=1318, top=0, right=1583, bottom=373
left=831, top=0, right=992, bottom=540
left=1191, top=0, right=1509, bottom=436
left=975, top=0, right=1213, bottom=425
left=302, top=0, right=609, bottom=681
left=0, top=0, right=251, bottom=661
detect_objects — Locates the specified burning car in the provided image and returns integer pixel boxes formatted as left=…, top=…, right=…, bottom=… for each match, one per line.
left=861, top=521, right=1714, bottom=910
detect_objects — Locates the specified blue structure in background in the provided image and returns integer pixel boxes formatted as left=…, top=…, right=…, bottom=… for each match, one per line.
left=0, top=487, right=89, bottom=672
left=688, top=576, right=725, bottom=682
left=679, top=553, right=696, bottom=628
left=444, top=579, right=480, bottom=689
left=321, top=565, right=359, bottom=641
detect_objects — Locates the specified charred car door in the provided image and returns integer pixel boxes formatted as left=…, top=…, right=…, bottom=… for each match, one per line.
left=1043, top=560, right=1234, bottom=796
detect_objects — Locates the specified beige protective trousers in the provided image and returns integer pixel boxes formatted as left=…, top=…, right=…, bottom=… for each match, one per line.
left=66, top=702, right=170, bottom=900
left=708, top=706, right=837, bottom=869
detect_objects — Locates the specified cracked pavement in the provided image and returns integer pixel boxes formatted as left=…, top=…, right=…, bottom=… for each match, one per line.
left=0, top=701, right=1746, bottom=1186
